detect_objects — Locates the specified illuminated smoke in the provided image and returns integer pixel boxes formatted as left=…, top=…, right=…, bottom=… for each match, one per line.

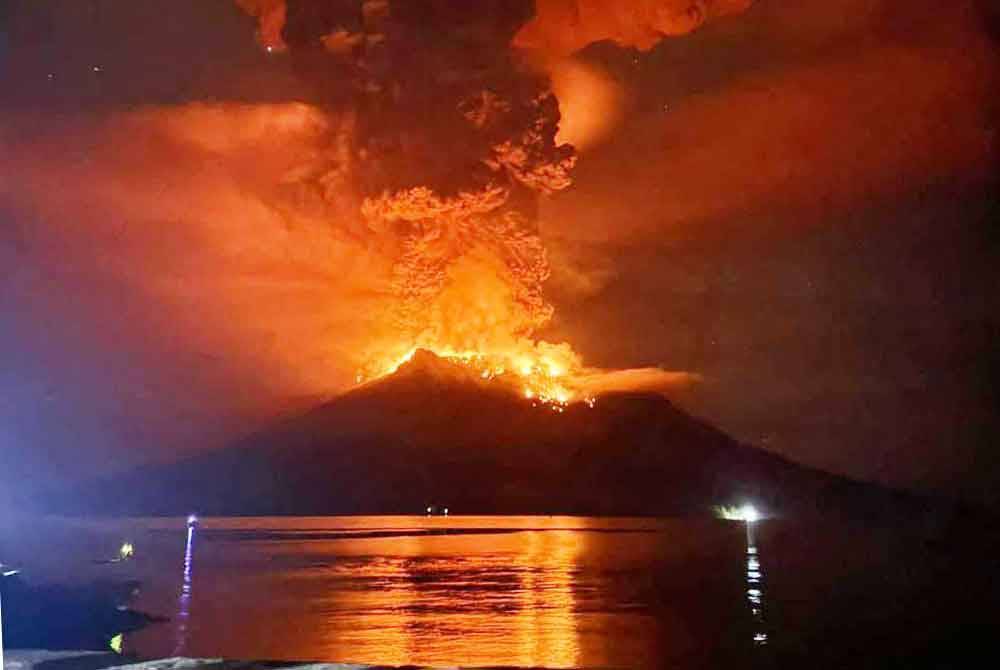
left=548, top=57, right=626, bottom=151
left=2, top=1, right=759, bottom=424
left=513, top=0, right=754, bottom=56
left=236, top=0, right=584, bottom=383
left=517, top=1, right=752, bottom=153
left=230, top=1, right=757, bottom=400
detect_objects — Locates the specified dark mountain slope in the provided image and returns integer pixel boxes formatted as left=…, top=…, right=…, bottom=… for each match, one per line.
left=69, top=350, right=932, bottom=519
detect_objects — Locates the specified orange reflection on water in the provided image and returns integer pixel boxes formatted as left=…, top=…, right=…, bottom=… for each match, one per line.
left=307, top=517, right=585, bottom=668
left=316, top=536, right=422, bottom=667
left=514, top=529, right=581, bottom=667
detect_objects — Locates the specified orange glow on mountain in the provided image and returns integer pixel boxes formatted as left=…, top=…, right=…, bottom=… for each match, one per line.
left=358, top=344, right=585, bottom=410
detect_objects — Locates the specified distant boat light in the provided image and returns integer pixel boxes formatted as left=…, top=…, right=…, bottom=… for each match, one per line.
left=740, top=504, right=761, bottom=523
left=187, top=514, right=199, bottom=527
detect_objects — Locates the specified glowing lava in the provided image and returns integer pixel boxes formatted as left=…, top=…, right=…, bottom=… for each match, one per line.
left=357, top=345, right=593, bottom=411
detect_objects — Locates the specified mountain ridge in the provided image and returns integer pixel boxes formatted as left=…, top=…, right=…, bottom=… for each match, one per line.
left=62, top=350, right=933, bottom=520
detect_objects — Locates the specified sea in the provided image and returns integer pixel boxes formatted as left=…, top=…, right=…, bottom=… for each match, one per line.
left=1, top=514, right=997, bottom=668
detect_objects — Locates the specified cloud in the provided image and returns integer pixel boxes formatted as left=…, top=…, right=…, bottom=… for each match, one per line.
left=540, top=0, right=996, bottom=245
left=0, top=104, right=384, bottom=429
left=548, top=57, right=627, bottom=151
left=574, top=366, right=703, bottom=396
left=514, top=0, right=754, bottom=56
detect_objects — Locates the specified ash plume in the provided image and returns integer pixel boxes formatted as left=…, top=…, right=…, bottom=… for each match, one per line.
left=232, top=0, right=755, bottom=389
left=239, top=0, right=579, bottom=368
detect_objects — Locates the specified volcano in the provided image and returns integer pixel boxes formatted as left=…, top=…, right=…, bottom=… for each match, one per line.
left=70, top=350, right=919, bottom=518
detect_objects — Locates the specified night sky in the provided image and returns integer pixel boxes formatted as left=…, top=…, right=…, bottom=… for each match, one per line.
left=1, top=1, right=997, bottom=506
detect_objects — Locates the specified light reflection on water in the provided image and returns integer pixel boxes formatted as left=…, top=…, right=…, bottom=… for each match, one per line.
left=6, top=513, right=995, bottom=668
left=96, top=516, right=753, bottom=667
left=305, top=530, right=582, bottom=667
left=172, top=522, right=196, bottom=655
left=745, top=523, right=768, bottom=646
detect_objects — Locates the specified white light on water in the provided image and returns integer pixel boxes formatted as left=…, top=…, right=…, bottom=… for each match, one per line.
left=173, top=520, right=196, bottom=655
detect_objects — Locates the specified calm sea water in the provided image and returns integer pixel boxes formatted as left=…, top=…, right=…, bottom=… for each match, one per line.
left=3, top=514, right=997, bottom=668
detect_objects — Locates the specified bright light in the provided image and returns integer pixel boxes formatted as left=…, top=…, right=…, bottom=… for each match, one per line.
left=714, top=503, right=764, bottom=522
left=119, top=542, right=135, bottom=560
left=741, top=504, right=761, bottom=523
left=187, top=514, right=199, bottom=527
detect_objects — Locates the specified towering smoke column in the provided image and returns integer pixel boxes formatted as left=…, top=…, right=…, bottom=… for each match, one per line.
left=235, top=0, right=750, bottom=397
left=238, top=0, right=577, bottom=380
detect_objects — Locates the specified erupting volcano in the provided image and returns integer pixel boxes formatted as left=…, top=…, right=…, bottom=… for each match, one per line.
left=365, top=346, right=584, bottom=409
left=229, top=0, right=750, bottom=404
left=17, top=0, right=981, bottom=523
left=238, top=0, right=579, bottom=395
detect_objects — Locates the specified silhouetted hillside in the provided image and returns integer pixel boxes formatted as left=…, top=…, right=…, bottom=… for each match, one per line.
left=68, top=350, right=941, bottom=520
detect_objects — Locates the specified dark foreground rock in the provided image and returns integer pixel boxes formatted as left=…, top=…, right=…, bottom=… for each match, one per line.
left=1, top=576, right=157, bottom=652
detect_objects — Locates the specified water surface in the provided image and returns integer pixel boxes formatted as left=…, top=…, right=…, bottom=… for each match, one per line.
left=4, top=514, right=996, bottom=668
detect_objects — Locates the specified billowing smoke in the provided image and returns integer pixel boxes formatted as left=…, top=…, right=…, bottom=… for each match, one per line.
left=233, top=0, right=748, bottom=386
left=237, top=0, right=584, bottom=374
left=513, top=0, right=754, bottom=56
left=515, top=0, right=752, bottom=151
